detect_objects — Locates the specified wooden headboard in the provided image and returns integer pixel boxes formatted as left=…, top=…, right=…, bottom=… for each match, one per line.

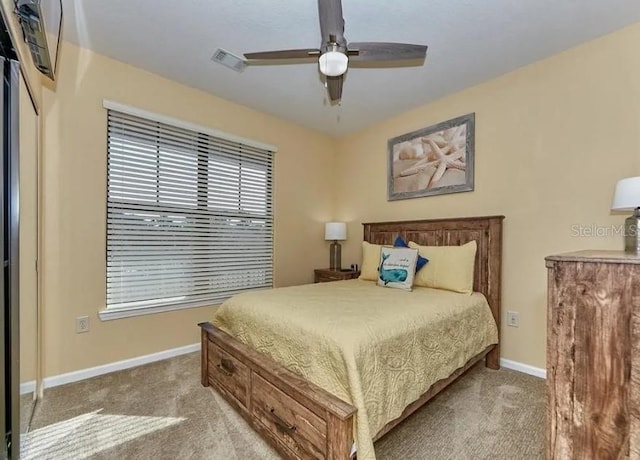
left=363, top=215, right=504, bottom=367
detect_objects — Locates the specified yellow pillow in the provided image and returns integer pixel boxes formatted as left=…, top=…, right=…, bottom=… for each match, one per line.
left=359, top=241, right=383, bottom=281
left=407, top=240, right=477, bottom=294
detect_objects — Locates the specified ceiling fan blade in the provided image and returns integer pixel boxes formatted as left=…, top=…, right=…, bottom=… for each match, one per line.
left=244, top=49, right=321, bottom=60
left=347, top=42, right=428, bottom=62
left=326, top=75, right=343, bottom=102
left=318, top=0, right=345, bottom=45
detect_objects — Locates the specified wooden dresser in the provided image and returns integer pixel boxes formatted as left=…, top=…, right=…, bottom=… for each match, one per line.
left=546, top=251, right=640, bottom=459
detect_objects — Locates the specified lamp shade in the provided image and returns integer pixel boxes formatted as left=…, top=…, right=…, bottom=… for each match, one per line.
left=318, top=51, right=348, bottom=77
left=612, top=176, right=640, bottom=210
left=325, top=222, right=347, bottom=241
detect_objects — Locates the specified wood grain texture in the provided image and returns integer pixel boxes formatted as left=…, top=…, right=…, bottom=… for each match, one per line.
left=326, top=412, right=354, bottom=460
left=314, top=269, right=360, bottom=283
left=546, top=261, right=577, bottom=459
left=252, top=373, right=327, bottom=459
left=200, top=215, right=504, bottom=459
left=546, top=252, right=640, bottom=460
left=546, top=250, right=640, bottom=264
left=200, top=321, right=355, bottom=421
left=199, top=322, right=354, bottom=460
left=629, top=261, right=640, bottom=459
left=208, top=341, right=250, bottom=407
left=201, top=326, right=209, bottom=387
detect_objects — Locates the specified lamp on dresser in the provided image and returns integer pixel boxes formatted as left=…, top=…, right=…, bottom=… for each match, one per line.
left=612, top=176, right=640, bottom=253
left=324, top=222, right=347, bottom=270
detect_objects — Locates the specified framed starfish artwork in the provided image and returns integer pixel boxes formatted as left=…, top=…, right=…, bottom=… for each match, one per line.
left=387, top=113, right=475, bottom=201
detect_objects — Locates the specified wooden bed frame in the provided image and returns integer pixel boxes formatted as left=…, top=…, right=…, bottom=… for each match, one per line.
left=199, top=215, right=504, bottom=459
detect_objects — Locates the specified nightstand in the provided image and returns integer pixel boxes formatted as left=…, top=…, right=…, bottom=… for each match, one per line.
left=314, top=268, right=360, bottom=283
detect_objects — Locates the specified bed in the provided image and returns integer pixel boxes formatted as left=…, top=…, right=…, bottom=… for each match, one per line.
left=199, top=215, right=504, bottom=459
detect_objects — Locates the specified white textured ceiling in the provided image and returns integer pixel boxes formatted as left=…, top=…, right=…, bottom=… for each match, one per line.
left=63, top=0, right=640, bottom=137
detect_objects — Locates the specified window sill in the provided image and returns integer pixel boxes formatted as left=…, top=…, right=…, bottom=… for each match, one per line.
left=99, top=300, right=218, bottom=321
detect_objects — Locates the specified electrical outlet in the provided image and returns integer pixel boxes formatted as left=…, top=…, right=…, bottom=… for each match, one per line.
left=507, top=310, right=519, bottom=328
left=76, top=316, right=90, bottom=333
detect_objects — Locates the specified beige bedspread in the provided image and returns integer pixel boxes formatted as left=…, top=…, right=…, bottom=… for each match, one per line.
left=213, top=279, right=498, bottom=460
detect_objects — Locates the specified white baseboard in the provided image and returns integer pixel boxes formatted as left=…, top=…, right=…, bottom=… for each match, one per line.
left=20, top=380, right=36, bottom=395
left=42, top=342, right=201, bottom=390
left=31, top=345, right=542, bottom=392
left=500, top=358, right=546, bottom=379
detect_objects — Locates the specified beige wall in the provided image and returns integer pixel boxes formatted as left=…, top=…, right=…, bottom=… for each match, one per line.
left=40, top=41, right=336, bottom=377
left=39, top=22, right=640, bottom=376
left=335, top=23, right=640, bottom=369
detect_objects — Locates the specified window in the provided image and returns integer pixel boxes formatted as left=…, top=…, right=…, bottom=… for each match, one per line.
left=102, top=102, right=275, bottom=320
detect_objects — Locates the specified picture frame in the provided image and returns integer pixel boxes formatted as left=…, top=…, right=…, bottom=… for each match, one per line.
left=387, top=113, right=475, bottom=201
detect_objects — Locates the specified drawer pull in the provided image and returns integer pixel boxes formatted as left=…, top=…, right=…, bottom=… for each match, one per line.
left=216, top=358, right=235, bottom=376
left=270, top=407, right=297, bottom=434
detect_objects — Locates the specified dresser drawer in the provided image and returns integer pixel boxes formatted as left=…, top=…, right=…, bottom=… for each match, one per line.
left=318, top=272, right=344, bottom=282
left=208, top=341, right=249, bottom=407
left=252, top=373, right=327, bottom=459
left=314, top=269, right=360, bottom=283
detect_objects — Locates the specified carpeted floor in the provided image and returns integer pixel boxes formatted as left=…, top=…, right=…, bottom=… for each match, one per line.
left=21, top=392, right=37, bottom=433
left=22, top=352, right=544, bottom=460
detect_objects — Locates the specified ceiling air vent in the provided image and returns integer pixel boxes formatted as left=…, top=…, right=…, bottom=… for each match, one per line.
left=212, top=48, right=247, bottom=73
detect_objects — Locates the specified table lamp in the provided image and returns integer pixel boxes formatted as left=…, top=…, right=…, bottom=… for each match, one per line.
left=325, top=222, right=347, bottom=270
left=612, top=176, right=640, bottom=253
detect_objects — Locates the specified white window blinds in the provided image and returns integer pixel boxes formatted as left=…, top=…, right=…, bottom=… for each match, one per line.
left=106, top=108, right=274, bottom=315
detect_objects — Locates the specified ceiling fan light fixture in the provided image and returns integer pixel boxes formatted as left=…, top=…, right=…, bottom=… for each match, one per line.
left=319, top=51, right=348, bottom=77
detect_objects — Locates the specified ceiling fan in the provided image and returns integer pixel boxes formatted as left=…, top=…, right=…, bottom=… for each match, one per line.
left=243, top=0, right=428, bottom=102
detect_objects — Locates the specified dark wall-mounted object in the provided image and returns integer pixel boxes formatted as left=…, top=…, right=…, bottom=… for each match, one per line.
left=14, top=0, right=62, bottom=80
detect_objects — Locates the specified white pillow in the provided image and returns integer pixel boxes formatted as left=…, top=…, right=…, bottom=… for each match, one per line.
left=377, top=247, right=418, bottom=291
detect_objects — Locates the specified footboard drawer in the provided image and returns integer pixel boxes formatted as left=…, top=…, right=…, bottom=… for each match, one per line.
left=252, top=373, right=327, bottom=459
left=200, top=322, right=356, bottom=460
left=208, top=341, right=249, bottom=407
